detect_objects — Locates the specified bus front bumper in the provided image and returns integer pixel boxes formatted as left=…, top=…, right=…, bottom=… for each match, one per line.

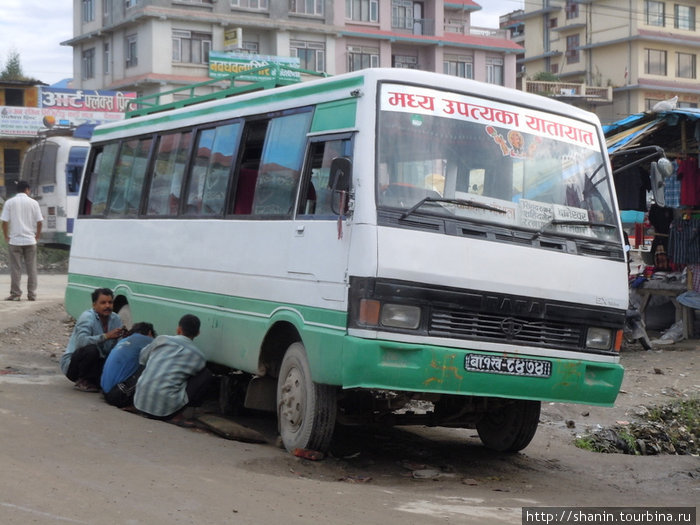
left=341, top=338, right=624, bottom=407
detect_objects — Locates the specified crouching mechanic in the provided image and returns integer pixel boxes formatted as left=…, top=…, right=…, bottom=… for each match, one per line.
left=133, top=314, right=213, bottom=426
left=60, top=288, right=124, bottom=392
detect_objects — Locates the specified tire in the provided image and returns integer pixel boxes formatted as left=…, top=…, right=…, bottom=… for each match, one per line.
left=476, top=399, right=541, bottom=452
left=117, top=304, right=132, bottom=330
left=277, top=342, right=337, bottom=453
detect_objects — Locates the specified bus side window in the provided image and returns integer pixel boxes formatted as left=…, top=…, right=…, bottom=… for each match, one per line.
left=147, top=131, right=191, bottom=216
left=298, top=138, right=351, bottom=217
left=107, top=137, right=152, bottom=217
left=83, top=143, right=119, bottom=216
left=232, top=120, right=266, bottom=215
left=251, top=111, right=312, bottom=217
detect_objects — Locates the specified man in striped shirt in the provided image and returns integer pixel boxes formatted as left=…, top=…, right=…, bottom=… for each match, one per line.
left=133, top=314, right=213, bottom=425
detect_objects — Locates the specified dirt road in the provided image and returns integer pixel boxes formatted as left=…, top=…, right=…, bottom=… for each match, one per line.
left=0, top=274, right=697, bottom=524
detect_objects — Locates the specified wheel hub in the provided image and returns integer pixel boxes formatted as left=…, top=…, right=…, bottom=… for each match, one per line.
left=280, top=367, right=304, bottom=430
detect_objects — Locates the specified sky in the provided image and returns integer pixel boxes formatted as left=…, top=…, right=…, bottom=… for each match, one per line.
left=0, top=0, right=524, bottom=86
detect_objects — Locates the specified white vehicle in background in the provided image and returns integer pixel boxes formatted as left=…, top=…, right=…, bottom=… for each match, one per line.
left=66, top=67, right=628, bottom=454
left=20, top=127, right=90, bottom=248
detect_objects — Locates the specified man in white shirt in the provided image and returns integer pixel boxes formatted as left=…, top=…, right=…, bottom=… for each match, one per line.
left=1, top=181, right=44, bottom=301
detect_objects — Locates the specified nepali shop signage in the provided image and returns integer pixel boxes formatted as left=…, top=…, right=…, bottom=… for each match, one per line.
left=208, top=52, right=301, bottom=82
left=0, top=88, right=136, bottom=138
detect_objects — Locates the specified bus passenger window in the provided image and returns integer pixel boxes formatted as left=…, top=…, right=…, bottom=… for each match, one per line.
left=147, top=131, right=191, bottom=216
left=83, top=143, right=119, bottom=216
left=185, top=123, right=240, bottom=217
left=107, top=137, right=152, bottom=216
left=251, top=111, right=311, bottom=217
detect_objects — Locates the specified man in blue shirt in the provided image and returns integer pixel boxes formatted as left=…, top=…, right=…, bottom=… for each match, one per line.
left=134, top=314, right=212, bottom=425
left=101, top=322, right=156, bottom=407
left=60, top=288, right=124, bottom=392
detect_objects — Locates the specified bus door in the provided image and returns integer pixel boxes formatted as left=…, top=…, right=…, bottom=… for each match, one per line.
left=288, top=135, right=354, bottom=304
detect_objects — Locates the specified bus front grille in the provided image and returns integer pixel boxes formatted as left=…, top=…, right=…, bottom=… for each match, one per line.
left=430, top=309, right=583, bottom=350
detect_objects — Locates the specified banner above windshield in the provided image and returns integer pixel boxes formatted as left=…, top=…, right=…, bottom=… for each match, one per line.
left=380, top=84, right=598, bottom=152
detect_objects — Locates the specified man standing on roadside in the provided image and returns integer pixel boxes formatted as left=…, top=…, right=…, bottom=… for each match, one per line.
left=1, top=181, right=43, bottom=301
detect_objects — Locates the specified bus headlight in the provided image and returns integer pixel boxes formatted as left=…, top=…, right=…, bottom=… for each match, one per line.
left=586, top=327, right=613, bottom=350
left=380, top=304, right=421, bottom=329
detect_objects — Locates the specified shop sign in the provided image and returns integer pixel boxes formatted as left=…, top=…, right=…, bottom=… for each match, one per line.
left=40, top=88, right=136, bottom=113
left=208, top=52, right=300, bottom=82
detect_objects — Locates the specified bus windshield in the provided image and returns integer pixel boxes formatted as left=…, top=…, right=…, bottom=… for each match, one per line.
left=376, top=84, right=618, bottom=242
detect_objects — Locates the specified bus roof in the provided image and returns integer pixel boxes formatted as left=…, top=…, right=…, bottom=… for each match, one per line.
left=91, top=68, right=601, bottom=143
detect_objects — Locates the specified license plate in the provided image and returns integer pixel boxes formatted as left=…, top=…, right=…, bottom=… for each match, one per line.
left=465, top=353, right=552, bottom=378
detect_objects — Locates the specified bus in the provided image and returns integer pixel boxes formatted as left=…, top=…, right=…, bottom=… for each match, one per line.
left=20, top=128, right=90, bottom=247
left=66, top=68, right=627, bottom=454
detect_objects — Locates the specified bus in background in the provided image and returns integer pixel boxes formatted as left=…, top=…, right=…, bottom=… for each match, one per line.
left=20, top=126, right=92, bottom=248
left=66, top=68, right=628, bottom=454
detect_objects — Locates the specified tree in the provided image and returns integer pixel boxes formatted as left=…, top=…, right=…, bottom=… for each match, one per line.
left=0, top=49, right=27, bottom=81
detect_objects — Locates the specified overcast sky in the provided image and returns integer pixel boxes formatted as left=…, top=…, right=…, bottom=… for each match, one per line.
left=0, top=0, right=524, bottom=86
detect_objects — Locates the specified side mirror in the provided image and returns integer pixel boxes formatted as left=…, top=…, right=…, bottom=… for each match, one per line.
left=329, top=157, right=351, bottom=193
left=330, top=157, right=352, bottom=216
left=657, top=157, right=673, bottom=178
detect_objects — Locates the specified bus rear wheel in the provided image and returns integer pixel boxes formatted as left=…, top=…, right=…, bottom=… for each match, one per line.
left=476, top=399, right=541, bottom=452
left=277, top=342, right=336, bottom=454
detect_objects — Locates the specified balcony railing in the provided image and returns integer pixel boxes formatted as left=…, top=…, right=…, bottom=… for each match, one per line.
left=444, top=22, right=510, bottom=39
left=523, top=80, right=612, bottom=103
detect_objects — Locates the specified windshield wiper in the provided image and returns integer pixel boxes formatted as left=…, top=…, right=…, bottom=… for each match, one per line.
left=529, top=219, right=617, bottom=240
left=400, top=197, right=507, bottom=220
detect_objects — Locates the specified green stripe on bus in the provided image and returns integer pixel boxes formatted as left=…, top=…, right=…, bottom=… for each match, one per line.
left=93, top=75, right=365, bottom=138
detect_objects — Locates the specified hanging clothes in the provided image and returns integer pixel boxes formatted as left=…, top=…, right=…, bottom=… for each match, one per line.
left=663, top=160, right=681, bottom=208
left=614, top=167, right=650, bottom=211
left=678, top=158, right=700, bottom=207
left=668, top=217, right=700, bottom=264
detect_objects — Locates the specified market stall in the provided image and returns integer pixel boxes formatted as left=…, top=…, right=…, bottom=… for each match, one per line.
left=604, top=107, right=700, bottom=340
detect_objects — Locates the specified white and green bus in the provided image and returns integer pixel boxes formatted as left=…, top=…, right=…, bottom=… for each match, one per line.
left=66, top=68, right=627, bottom=454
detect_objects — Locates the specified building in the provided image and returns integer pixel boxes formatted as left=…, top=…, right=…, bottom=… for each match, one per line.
left=63, top=0, right=522, bottom=99
left=0, top=80, right=43, bottom=196
left=518, top=0, right=700, bottom=123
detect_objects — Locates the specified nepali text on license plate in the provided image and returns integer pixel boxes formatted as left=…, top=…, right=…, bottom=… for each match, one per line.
left=464, top=353, right=552, bottom=378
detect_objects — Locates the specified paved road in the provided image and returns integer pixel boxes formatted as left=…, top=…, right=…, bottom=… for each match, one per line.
left=0, top=273, right=68, bottom=330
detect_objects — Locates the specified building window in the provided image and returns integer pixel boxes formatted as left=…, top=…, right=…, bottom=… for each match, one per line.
left=645, top=98, right=663, bottom=111
left=103, top=0, right=112, bottom=22
left=82, top=48, right=95, bottom=79
left=677, top=52, right=697, bottom=78
left=443, top=55, right=473, bottom=78
left=549, top=17, right=558, bottom=28
left=393, top=55, right=418, bottom=69
left=645, top=1, right=665, bottom=26
left=392, top=0, right=412, bottom=29
left=566, top=34, right=580, bottom=64
left=679, top=101, right=698, bottom=108
left=565, top=1, right=579, bottom=19
left=645, top=48, right=667, bottom=75
left=346, top=0, right=378, bottom=22
left=231, top=0, right=268, bottom=8
left=290, top=40, right=325, bottom=72
left=125, top=0, right=138, bottom=7
left=103, top=42, right=110, bottom=75
left=486, top=57, right=504, bottom=85
left=550, top=63, right=559, bottom=74
left=348, top=46, right=379, bottom=71
left=238, top=41, right=259, bottom=54
left=172, top=30, right=212, bottom=64
left=674, top=5, right=696, bottom=30
left=126, top=34, right=138, bottom=68
left=82, top=0, right=95, bottom=21
left=289, top=0, right=323, bottom=15
left=4, top=88, right=24, bottom=106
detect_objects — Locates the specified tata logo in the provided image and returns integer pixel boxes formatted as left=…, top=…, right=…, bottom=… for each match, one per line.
left=482, top=295, right=544, bottom=316
left=500, top=317, right=524, bottom=338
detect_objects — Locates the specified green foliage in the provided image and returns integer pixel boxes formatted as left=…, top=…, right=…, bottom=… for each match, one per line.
left=531, top=71, right=560, bottom=82
left=0, top=49, right=26, bottom=80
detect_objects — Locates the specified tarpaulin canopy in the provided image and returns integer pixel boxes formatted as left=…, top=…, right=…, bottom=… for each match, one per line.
left=604, top=108, right=700, bottom=154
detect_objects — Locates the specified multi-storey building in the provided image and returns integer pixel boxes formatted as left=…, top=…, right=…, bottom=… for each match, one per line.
left=518, top=0, right=700, bottom=123
left=64, top=0, right=522, bottom=98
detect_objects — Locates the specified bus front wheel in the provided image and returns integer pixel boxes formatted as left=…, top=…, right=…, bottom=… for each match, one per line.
left=476, top=399, right=541, bottom=452
left=277, top=342, right=336, bottom=454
